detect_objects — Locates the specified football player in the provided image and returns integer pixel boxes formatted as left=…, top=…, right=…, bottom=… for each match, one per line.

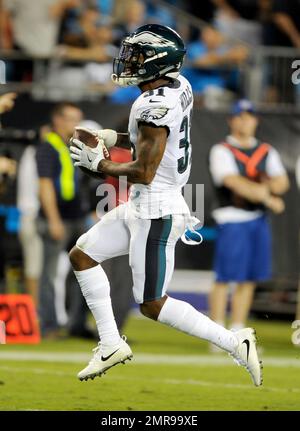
left=69, top=24, right=262, bottom=386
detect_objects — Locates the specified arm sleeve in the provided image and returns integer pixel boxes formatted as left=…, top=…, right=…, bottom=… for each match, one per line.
left=265, top=147, right=287, bottom=177
left=36, top=142, right=56, bottom=178
left=209, top=144, right=239, bottom=186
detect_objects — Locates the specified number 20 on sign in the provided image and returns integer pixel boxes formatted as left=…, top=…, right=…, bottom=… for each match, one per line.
left=0, top=295, right=40, bottom=344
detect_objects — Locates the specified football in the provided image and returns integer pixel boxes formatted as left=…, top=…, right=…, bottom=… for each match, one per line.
left=73, top=127, right=110, bottom=179
left=74, top=127, right=99, bottom=149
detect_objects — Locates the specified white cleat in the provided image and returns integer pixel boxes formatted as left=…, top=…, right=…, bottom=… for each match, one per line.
left=230, top=328, right=263, bottom=387
left=77, top=335, right=133, bottom=381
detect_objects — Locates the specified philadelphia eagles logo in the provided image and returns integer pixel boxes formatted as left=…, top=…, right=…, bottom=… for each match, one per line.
left=127, top=31, right=176, bottom=48
left=140, top=107, right=169, bottom=121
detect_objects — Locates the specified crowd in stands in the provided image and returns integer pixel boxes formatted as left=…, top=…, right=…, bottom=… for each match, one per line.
left=1, top=0, right=300, bottom=103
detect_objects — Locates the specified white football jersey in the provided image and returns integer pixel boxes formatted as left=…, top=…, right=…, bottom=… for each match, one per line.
left=128, top=74, right=193, bottom=218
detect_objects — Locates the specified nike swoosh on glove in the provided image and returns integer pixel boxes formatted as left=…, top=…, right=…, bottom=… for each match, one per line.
left=69, top=138, right=106, bottom=172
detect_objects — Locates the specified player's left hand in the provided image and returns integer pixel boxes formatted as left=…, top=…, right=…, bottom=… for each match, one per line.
left=69, top=138, right=106, bottom=172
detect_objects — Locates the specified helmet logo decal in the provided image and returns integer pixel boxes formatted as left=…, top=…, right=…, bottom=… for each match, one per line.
left=127, top=31, right=176, bottom=48
left=144, top=52, right=168, bottom=64
left=140, top=107, right=169, bottom=121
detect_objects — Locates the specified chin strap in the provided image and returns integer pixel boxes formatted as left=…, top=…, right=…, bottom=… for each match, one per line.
left=111, top=74, right=140, bottom=87
left=111, top=68, right=180, bottom=88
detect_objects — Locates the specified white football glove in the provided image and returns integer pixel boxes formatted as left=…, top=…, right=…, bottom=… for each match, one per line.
left=70, top=138, right=105, bottom=172
left=96, top=129, right=117, bottom=148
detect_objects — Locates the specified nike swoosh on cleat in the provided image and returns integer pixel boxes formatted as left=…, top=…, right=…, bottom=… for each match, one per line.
left=242, top=339, right=250, bottom=361
left=101, top=349, right=119, bottom=361
left=149, top=99, right=160, bottom=103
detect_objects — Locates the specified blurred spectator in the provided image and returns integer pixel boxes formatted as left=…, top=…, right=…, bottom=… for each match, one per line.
left=183, top=26, right=248, bottom=102
left=0, top=0, right=80, bottom=56
left=17, top=140, right=43, bottom=307
left=60, top=6, right=113, bottom=61
left=261, top=1, right=300, bottom=104
left=16, top=126, right=51, bottom=306
left=146, top=1, right=175, bottom=29
left=113, top=0, right=146, bottom=45
left=263, top=0, right=300, bottom=47
left=212, top=0, right=263, bottom=45
left=209, top=100, right=289, bottom=348
left=46, top=6, right=115, bottom=98
left=35, top=102, right=93, bottom=339
left=0, top=0, right=11, bottom=50
left=0, top=0, right=81, bottom=82
left=0, top=93, right=18, bottom=184
left=95, top=0, right=115, bottom=17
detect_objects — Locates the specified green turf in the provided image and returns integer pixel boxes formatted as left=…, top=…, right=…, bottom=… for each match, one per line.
left=0, top=316, right=299, bottom=411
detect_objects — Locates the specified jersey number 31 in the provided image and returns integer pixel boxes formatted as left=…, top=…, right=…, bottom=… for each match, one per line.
left=178, top=111, right=192, bottom=174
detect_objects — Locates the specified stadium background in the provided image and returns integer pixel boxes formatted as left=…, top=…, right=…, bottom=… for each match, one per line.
left=0, top=0, right=300, bottom=411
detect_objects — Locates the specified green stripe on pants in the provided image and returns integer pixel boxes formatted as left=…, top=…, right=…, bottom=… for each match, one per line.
left=144, top=216, right=173, bottom=302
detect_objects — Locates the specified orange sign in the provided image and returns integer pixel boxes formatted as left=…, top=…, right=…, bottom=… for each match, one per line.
left=0, top=294, right=40, bottom=344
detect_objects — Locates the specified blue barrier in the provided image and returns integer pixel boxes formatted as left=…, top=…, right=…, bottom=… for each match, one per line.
left=0, top=205, right=21, bottom=233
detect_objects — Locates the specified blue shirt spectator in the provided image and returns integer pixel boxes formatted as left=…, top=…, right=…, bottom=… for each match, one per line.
left=184, top=39, right=227, bottom=93
left=183, top=26, right=248, bottom=94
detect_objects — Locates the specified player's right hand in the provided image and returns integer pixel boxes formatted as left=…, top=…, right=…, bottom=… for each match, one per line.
left=70, top=138, right=106, bottom=172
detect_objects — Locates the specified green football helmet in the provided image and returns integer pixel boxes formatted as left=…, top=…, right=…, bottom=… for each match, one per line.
left=112, top=24, right=186, bottom=87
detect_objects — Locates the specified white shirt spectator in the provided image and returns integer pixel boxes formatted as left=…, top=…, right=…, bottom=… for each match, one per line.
left=209, top=135, right=287, bottom=223
left=4, top=0, right=60, bottom=56
left=17, top=145, right=40, bottom=217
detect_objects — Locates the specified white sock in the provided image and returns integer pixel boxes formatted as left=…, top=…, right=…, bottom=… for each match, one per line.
left=158, top=297, right=238, bottom=353
left=74, top=265, right=121, bottom=351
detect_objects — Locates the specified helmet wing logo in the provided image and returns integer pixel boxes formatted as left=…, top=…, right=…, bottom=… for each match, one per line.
left=128, top=31, right=176, bottom=48
left=140, top=107, right=169, bottom=121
